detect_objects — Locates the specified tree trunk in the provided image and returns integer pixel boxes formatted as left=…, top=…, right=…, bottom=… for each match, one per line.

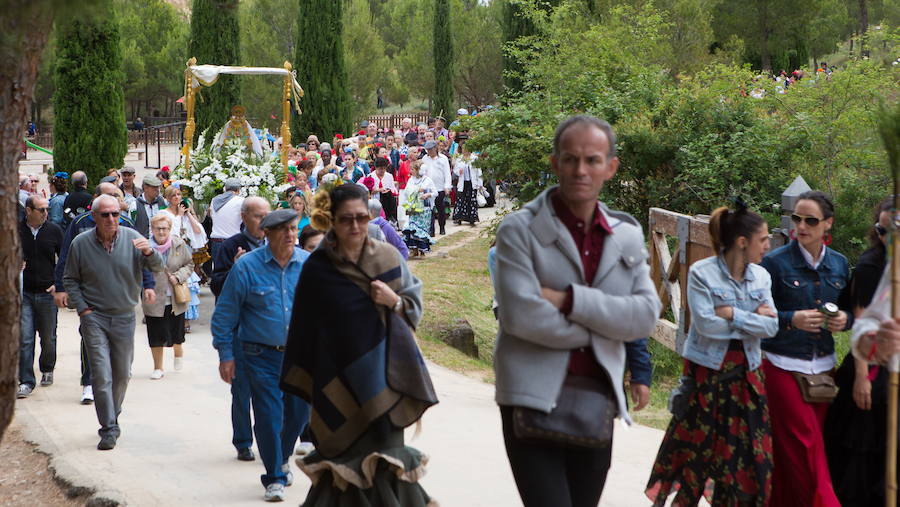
left=758, top=0, right=772, bottom=72
left=0, top=1, right=55, bottom=444
left=859, top=0, right=868, bottom=36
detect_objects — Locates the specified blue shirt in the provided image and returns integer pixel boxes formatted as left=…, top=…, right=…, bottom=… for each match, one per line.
left=212, top=245, right=310, bottom=362
left=681, top=255, right=779, bottom=371
left=48, top=192, right=68, bottom=226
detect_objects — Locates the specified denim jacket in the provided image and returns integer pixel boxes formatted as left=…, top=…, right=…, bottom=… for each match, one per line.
left=759, top=241, right=853, bottom=360
left=682, top=256, right=779, bottom=371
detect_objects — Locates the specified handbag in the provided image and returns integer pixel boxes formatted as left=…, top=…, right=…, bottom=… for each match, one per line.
left=476, top=190, right=487, bottom=207
left=791, top=371, right=837, bottom=403
left=172, top=281, right=191, bottom=304
left=512, top=374, right=616, bottom=449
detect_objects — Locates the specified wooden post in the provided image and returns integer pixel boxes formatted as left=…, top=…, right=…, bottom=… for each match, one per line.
left=182, top=57, right=198, bottom=177
left=281, top=61, right=292, bottom=178
left=887, top=176, right=899, bottom=507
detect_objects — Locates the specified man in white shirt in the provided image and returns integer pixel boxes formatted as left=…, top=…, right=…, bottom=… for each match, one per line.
left=422, top=140, right=451, bottom=235
left=209, top=178, right=245, bottom=269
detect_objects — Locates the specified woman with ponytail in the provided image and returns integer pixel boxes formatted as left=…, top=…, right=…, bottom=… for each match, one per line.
left=281, top=183, right=438, bottom=506
left=758, top=190, right=850, bottom=507
left=646, top=201, right=778, bottom=506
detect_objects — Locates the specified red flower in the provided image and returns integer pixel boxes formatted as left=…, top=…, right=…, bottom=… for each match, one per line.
left=735, top=469, right=758, bottom=494
left=692, top=429, right=706, bottom=444
left=714, top=437, right=733, bottom=461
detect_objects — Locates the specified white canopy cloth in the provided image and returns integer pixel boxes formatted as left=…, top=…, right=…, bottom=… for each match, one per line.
left=187, top=65, right=304, bottom=113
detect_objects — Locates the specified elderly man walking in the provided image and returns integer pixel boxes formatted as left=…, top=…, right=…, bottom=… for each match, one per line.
left=210, top=196, right=271, bottom=463
left=63, top=195, right=163, bottom=450
left=18, top=196, right=64, bottom=398
left=212, top=209, right=311, bottom=502
left=131, top=174, right=165, bottom=238
left=493, top=115, right=660, bottom=506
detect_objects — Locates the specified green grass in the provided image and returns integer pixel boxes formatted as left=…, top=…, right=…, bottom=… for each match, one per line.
left=411, top=232, right=497, bottom=382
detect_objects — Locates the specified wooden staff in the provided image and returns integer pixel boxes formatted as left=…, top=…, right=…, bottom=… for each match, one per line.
left=881, top=103, right=900, bottom=507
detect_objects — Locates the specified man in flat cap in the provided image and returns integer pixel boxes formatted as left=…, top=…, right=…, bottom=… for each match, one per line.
left=212, top=208, right=311, bottom=502
left=130, top=174, right=166, bottom=238
left=209, top=178, right=245, bottom=270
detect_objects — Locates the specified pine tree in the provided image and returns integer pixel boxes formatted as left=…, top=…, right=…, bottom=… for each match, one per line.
left=432, top=0, right=454, bottom=119
left=53, top=1, right=128, bottom=185
left=188, top=0, right=241, bottom=140
left=293, top=0, right=352, bottom=141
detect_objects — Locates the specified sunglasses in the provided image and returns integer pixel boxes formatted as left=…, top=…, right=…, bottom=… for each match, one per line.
left=790, top=214, right=821, bottom=227
left=876, top=223, right=888, bottom=237
left=29, top=207, right=49, bottom=213
left=336, top=214, right=371, bottom=226
left=98, top=211, right=120, bottom=218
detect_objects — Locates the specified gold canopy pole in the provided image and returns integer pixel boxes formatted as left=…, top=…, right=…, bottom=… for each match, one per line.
left=281, top=61, right=292, bottom=178
left=182, top=57, right=198, bottom=177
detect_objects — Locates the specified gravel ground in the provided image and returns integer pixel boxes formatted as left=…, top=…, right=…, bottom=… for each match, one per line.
left=0, top=425, right=87, bottom=506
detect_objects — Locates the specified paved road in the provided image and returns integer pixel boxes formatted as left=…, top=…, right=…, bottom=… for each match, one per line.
left=13, top=155, right=666, bottom=505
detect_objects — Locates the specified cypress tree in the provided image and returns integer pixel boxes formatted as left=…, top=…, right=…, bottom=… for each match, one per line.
left=188, top=0, right=241, bottom=140
left=53, top=2, right=128, bottom=185
left=432, top=0, right=454, bottom=119
left=501, top=0, right=559, bottom=94
left=293, top=0, right=352, bottom=141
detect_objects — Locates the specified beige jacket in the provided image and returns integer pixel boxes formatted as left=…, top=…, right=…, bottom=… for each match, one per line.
left=493, top=187, right=661, bottom=424
left=141, top=236, right=194, bottom=317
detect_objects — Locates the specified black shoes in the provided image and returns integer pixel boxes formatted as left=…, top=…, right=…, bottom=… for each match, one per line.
left=40, top=372, right=54, bottom=386
left=237, top=447, right=256, bottom=461
left=97, top=434, right=117, bottom=451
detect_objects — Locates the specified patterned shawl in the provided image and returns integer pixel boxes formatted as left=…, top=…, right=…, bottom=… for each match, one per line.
left=280, top=232, right=438, bottom=458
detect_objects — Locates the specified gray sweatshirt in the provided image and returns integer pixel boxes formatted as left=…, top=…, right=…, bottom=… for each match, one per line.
left=63, top=227, right=163, bottom=315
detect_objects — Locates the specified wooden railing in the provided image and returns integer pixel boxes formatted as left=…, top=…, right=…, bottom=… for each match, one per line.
left=649, top=208, right=714, bottom=352
left=365, top=113, right=430, bottom=131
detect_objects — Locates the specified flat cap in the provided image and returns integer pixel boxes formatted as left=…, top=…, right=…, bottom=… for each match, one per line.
left=424, top=140, right=438, bottom=150
left=224, top=177, right=242, bottom=191
left=259, top=208, right=298, bottom=230
left=142, top=174, right=162, bottom=187
left=100, top=175, right=118, bottom=184
left=359, top=120, right=370, bottom=128
left=120, top=166, right=136, bottom=173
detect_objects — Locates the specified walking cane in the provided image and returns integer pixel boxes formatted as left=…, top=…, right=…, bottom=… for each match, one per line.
left=881, top=103, right=900, bottom=507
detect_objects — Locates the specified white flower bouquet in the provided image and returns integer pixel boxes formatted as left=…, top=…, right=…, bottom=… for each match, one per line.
left=172, top=129, right=291, bottom=208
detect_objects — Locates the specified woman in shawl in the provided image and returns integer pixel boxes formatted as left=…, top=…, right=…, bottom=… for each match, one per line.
left=281, top=183, right=438, bottom=507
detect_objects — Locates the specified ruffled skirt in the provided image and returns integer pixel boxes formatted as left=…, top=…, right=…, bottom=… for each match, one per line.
left=298, top=423, right=437, bottom=507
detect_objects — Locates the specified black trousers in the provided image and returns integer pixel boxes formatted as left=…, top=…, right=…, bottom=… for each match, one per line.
left=500, top=405, right=612, bottom=507
left=430, top=191, right=447, bottom=235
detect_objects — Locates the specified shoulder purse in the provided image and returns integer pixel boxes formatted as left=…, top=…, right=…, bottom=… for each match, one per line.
left=512, top=374, right=617, bottom=449
left=172, top=280, right=191, bottom=304
left=791, top=371, right=837, bottom=404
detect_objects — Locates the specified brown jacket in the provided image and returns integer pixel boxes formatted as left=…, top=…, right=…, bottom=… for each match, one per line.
left=141, top=236, right=194, bottom=317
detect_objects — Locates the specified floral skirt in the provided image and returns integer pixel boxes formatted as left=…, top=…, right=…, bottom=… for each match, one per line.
left=452, top=180, right=479, bottom=224
left=646, top=343, right=773, bottom=506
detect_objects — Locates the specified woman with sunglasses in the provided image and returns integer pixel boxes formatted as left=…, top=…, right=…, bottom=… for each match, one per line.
left=824, top=196, right=892, bottom=506
left=281, top=183, right=437, bottom=506
left=759, top=190, right=849, bottom=507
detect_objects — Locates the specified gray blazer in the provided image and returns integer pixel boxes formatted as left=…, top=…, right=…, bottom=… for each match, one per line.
left=493, top=187, right=660, bottom=424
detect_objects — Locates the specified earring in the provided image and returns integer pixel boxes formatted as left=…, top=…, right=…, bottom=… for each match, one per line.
left=823, top=233, right=833, bottom=246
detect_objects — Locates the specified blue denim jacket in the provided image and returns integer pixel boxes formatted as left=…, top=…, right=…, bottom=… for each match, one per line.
left=759, top=241, right=853, bottom=360
left=212, top=245, right=310, bottom=362
left=681, top=256, right=779, bottom=371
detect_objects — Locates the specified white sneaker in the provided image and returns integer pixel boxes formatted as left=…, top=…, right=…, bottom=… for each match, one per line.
left=150, top=369, right=164, bottom=380
left=173, top=357, right=183, bottom=371
left=263, top=483, right=285, bottom=502
left=295, top=441, right=315, bottom=456
left=281, top=463, right=293, bottom=486
left=81, top=385, right=94, bottom=405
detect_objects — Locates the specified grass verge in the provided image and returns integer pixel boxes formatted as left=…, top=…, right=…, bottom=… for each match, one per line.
left=411, top=231, right=497, bottom=382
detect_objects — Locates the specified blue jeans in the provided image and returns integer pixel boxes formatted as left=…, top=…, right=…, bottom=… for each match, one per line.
left=242, top=341, right=310, bottom=486
left=19, top=292, right=58, bottom=388
left=231, top=341, right=254, bottom=451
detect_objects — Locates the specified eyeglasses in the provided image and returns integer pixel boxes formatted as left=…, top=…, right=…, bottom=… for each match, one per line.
left=29, top=207, right=49, bottom=213
left=30, top=179, right=39, bottom=183
left=98, top=211, right=120, bottom=218
left=790, top=214, right=821, bottom=227
left=336, top=214, right=371, bottom=226
left=876, top=223, right=888, bottom=237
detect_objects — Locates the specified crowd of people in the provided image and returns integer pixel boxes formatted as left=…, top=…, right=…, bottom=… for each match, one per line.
left=14, top=113, right=900, bottom=506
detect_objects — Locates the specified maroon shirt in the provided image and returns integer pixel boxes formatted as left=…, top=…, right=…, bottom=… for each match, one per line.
left=550, top=191, right=613, bottom=378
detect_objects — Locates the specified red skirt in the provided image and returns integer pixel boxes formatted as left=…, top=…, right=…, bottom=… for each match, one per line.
left=762, top=360, right=840, bottom=507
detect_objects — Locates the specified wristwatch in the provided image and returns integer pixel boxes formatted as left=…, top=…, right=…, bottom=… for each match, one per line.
left=392, top=297, right=403, bottom=313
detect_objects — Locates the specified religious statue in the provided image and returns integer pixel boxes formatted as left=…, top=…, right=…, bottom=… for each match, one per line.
left=213, top=105, right=263, bottom=156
